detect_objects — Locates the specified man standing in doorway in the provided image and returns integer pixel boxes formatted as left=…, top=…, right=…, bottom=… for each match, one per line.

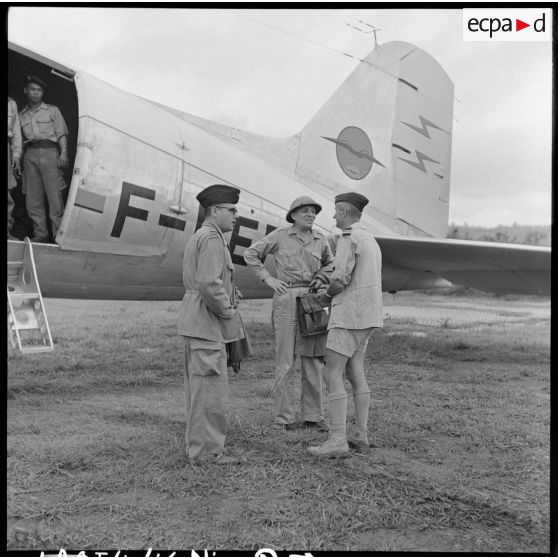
left=19, top=75, right=69, bottom=243
left=178, top=184, right=243, bottom=465
left=307, top=192, right=383, bottom=458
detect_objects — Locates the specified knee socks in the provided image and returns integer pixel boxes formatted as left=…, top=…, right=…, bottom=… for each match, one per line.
left=327, top=391, right=348, bottom=442
left=353, top=389, right=371, bottom=441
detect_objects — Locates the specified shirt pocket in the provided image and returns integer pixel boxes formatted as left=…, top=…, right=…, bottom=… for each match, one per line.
left=276, top=248, right=300, bottom=272
left=306, top=249, right=322, bottom=273
left=21, top=119, right=33, bottom=138
left=36, top=114, right=54, bottom=135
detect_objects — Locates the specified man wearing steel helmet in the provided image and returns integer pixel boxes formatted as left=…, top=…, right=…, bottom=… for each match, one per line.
left=244, top=196, right=333, bottom=431
left=307, top=192, right=383, bottom=458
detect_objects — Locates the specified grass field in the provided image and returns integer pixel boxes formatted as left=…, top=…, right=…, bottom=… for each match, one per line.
left=7, top=292, right=550, bottom=553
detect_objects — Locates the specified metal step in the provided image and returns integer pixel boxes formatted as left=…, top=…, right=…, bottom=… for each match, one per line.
left=8, top=292, right=41, bottom=299
left=7, top=237, right=53, bottom=354
left=16, top=344, right=53, bottom=355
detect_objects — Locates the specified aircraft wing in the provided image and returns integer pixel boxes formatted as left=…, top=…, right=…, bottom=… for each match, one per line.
left=376, top=235, right=550, bottom=295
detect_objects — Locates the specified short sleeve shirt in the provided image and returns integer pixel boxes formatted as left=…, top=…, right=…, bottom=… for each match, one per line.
left=19, top=102, right=69, bottom=143
left=243, top=225, right=333, bottom=284
left=8, top=98, right=22, bottom=160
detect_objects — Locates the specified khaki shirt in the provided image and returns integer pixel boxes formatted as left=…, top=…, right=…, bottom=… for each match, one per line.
left=328, top=222, right=383, bottom=329
left=243, top=225, right=334, bottom=284
left=8, top=98, right=22, bottom=160
left=19, top=102, right=69, bottom=144
left=178, top=222, right=242, bottom=343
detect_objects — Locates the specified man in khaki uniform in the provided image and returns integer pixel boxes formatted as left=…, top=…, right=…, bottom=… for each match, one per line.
left=307, top=192, right=383, bottom=458
left=244, top=196, right=333, bottom=430
left=8, top=97, right=22, bottom=239
left=19, top=75, right=69, bottom=243
left=178, top=184, right=243, bottom=464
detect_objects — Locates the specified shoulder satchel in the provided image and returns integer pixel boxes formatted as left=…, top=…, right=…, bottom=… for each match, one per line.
left=296, top=292, right=329, bottom=337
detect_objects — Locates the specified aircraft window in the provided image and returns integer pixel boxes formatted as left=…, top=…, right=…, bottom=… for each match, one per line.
left=8, top=49, right=79, bottom=243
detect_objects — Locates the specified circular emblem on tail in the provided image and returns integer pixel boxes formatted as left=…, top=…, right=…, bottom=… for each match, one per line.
left=322, top=126, right=384, bottom=180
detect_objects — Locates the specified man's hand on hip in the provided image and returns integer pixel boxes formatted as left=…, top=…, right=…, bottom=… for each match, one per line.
left=264, top=276, right=289, bottom=295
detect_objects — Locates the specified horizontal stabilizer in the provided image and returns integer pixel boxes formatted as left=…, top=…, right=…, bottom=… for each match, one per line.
left=377, top=235, right=550, bottom=295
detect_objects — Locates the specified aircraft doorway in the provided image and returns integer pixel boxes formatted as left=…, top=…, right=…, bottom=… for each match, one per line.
left=8, top=43, right=79, bottom=243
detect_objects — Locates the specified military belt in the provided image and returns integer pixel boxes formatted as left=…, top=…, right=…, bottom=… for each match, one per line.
left=27, top=140, right=59, bottom=149
left=286, top=281, right=310, bottom=288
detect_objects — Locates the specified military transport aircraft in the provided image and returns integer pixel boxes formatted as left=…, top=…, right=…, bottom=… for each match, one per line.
left=7, top=39, right=550, bottom=352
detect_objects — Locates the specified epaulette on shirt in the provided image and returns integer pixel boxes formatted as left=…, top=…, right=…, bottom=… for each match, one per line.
left=199, top=224, right=220, bottom=237
left=275, top=226, right=292, bottom=233
left=198, top=224, right=227, bottom=246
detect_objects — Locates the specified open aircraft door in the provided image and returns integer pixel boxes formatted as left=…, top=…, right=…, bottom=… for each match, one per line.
left=58, top=71, right=185, bottom=259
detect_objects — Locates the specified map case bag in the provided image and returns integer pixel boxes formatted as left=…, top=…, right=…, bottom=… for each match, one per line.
left=296, top=292, right=329, bottom=337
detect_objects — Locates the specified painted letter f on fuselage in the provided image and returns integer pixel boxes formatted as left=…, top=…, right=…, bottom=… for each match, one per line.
left=111, top=182, right=156, bottom=238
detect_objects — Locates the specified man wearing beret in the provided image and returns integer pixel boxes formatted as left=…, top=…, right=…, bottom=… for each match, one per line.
left=244, top=196, right=333, bottom=431
left=307, top=192, right=383, bottom=458
left=178, top=184, right=244, bottom=464
left=19, top=75, right=69, bottom=243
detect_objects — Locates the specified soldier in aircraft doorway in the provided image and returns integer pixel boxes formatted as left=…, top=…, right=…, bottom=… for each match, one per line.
left=19, top=75, right=69, bottom=243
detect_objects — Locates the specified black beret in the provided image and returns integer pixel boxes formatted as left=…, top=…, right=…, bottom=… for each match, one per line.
left=25, top=75, right=46, bottom=89
left=196, top=184, right=240, bottom=208
left=335, top=192, right=369, bottom=212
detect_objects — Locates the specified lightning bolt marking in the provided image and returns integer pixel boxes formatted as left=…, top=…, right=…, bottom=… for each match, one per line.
left=399, top=150, right=439, bottom=173
left=322, top=136, right=385, bottom=167
left=401, top=115, right=447, bottom=139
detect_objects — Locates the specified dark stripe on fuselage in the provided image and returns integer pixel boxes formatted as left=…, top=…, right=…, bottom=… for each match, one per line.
left=74, top=188, right=106, bottom=214
left=158, top=214, right=187, bottom=231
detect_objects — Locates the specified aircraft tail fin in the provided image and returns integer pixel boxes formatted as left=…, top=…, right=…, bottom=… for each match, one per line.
left=294, top=41, right=454, bottom=238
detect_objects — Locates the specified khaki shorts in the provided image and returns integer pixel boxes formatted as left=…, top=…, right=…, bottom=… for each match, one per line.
left=326, top=327, right=374, bottom=358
